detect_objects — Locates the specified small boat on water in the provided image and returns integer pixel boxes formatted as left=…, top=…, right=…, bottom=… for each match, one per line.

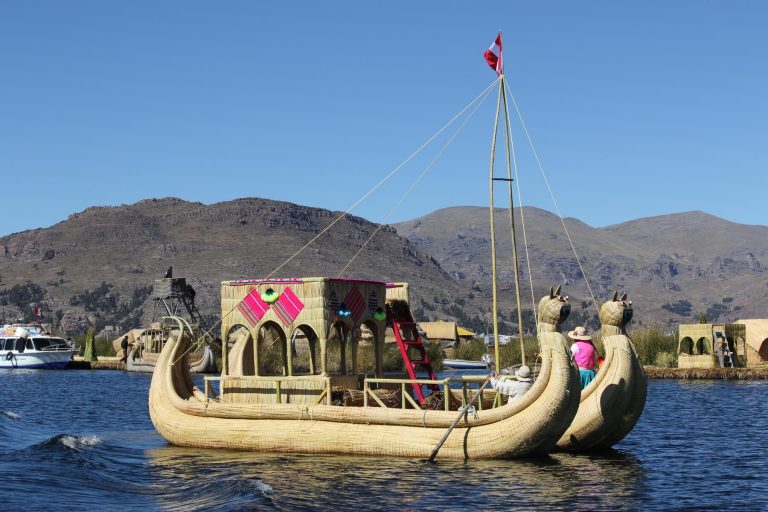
left=120, top=323, right=216, bottom=374
left=0, top=325, right=75, bottom=369
left=442, top=356, right=491, bottom=370
left=442, top=359, right=486, bottom=370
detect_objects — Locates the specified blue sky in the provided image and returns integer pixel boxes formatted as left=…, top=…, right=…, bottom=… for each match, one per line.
left=1, top=1, right=766, bottom=236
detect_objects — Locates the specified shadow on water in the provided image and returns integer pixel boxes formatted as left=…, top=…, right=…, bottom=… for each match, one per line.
left=144, top=445, right=645, bottom=511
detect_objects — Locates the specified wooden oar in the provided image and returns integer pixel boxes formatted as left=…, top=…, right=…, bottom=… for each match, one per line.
left=427, top=374, right=494, bottom=463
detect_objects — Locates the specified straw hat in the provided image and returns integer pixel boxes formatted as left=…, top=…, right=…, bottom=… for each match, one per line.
left=516, top=365, right=532, bottom=382
left=567, top=326, right=592, bottom=341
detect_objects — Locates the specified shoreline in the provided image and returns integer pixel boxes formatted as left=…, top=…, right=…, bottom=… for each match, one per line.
left=63, top=360, right=768, bottom=380
left=644, top=366, right=768, bottom=380
left=67, top=358, right=125, bottom=370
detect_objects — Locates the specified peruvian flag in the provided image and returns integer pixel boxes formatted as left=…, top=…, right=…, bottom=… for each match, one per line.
left=33, top=304, right=41, bottom=317
left=484, top=33, right=503, bottom=76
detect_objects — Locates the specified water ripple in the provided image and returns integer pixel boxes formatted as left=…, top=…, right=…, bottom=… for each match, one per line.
left=0, top=371, right=767, bottom=510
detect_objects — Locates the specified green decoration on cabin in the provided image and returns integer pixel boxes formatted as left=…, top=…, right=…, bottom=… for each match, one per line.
left=83, top=327, right=97, bottom=362
left=261, top=288, right=279, bottom=304
left=373, top=308, right=386, bottom=322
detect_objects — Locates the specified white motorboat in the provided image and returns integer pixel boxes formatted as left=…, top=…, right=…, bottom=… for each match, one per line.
left=0, top=325, right=75, bottom=369
left=442, top=358, right=490, bottom=370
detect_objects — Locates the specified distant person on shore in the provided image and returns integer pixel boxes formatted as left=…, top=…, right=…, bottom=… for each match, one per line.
left=569, top=326, right=599, bottom=388
left=120, top=336, right=129, bottom=363
left=488, top=365, right=533, bottom=403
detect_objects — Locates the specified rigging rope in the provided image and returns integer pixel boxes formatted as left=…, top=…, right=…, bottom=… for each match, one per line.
left=504, top=80, right=599, bottom=314
left=171, top=79, right=501, bottom=366
left=337, top=84, right=494, bottom=277
left=502, top=85, right=538, bottom=332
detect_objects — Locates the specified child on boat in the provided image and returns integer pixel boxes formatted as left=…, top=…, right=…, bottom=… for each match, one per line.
left=489, top=365, right=533, bottom=403
left=568, top=326, right=599, bottom=388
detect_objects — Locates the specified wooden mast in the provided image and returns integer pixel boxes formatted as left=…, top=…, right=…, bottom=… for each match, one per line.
left=500, top=75, right=527, bottom=366
left=489, top=73, right=527, bottom=371
left=488, top=78, right=503, bottom=372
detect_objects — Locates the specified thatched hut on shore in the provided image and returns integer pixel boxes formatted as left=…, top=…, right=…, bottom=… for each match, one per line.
left=677, top=323, right=744, bottom=368
left=678, top=320, right=768, bottom=368
left=734, top=319, right=768, bottom=366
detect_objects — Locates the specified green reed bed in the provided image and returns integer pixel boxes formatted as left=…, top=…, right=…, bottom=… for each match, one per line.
left=625, top=326, right=678, bottom=367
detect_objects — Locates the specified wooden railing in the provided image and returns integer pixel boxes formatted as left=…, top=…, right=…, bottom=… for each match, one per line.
left=363, top=375, right=500, bottom=411
left=204, top=375, right=332, bottom=405
left=202, top=374, right=503, bottom=410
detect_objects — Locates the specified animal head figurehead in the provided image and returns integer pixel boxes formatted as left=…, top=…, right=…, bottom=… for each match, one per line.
left=599, top=291, right=633, bottom=328
left=537, top=285, right=571, bottom=326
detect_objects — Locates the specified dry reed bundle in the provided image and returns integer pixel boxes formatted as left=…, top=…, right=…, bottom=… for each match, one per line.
left=330, top=385, right=401, bottom=407
left=421, top=390, right=463, bottom=411
left=644, top=366, right=768, bottom=380
left=387, top=299, right=411, bottom=319
left=385, top=282, right=410, bottom=303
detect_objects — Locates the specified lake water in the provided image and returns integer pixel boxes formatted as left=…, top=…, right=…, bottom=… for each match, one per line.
left=1, top=369, right=766, bottom=511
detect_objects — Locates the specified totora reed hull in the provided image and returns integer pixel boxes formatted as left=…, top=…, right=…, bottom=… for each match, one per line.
left=556, top=294, right=647, bottom=451
left=149, top=330, right=581, bottom=460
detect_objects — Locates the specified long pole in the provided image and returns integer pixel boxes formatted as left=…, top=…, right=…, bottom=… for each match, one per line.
left=427, top=376, right=493, bottom=463
left=488, top=78, right=503, bottom=373
left=500, top=75, right=527, bottom=366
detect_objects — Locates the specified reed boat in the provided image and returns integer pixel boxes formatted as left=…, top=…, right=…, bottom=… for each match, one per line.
left=146, top=34, right=639, bottom=458
left=555, top=293, right=647, bottom=451
left=118, top=322, right=216, bottom=374
left=149, top=280, right=581, bottom=459
left=127, top=342, right=215, bottom=374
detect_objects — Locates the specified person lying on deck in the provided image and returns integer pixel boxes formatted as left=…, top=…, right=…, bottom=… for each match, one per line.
left=488, top=366, right=533, bottom=404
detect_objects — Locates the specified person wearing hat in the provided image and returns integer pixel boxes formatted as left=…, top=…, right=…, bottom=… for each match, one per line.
left=568, top=326, right=599, bottom=388
left=488, top=365, right=534, bottom=403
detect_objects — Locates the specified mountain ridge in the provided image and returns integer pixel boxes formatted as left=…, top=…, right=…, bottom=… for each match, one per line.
left=1, top=198, right=765, bottom=335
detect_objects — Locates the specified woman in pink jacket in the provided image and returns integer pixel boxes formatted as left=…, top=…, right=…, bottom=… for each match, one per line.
left=568, top=326, right=599, bottom=388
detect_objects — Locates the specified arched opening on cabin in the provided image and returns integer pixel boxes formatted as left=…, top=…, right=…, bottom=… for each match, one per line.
left=360, top=320, right=381, bottom=375
left=290, top=325, right=319, bottom=375
left=326, top=321, right=355, bottom=375
left=694, top=337, right=707, bottom=355
left=226, top=324, right=254, bottom=376
left=679, top=337, right=694, bottom=355
left=759, top=338, right=768, bottom=362
left=257, top=321, right=288, bottom=376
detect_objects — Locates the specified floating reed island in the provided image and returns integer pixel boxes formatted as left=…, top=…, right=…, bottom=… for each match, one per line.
left=644, top=367, right=768, bottom=380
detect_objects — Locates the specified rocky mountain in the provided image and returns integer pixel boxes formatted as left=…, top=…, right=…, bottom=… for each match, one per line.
left=0, top=198, right=482, bottom=335
left=394, top=207, right=768, bottom=328
left=2, top=198, right=765, bottom=337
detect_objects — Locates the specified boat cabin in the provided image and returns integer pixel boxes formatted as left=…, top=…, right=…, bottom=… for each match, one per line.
left=212, top=278, right=498, bottom=411
left=0, top=325, right=71, bottom=353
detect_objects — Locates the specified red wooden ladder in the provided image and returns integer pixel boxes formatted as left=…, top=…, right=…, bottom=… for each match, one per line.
left=387, top=303, right=439, bottom=404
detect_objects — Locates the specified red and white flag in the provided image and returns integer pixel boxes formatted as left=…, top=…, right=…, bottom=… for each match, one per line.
left=33, top=304, right=41, bottom=317
left=484, top=33, right=503, bottom=76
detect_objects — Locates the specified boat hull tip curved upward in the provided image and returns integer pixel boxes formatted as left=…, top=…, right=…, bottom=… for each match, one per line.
left=555, top=293, right=647, bottom=451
